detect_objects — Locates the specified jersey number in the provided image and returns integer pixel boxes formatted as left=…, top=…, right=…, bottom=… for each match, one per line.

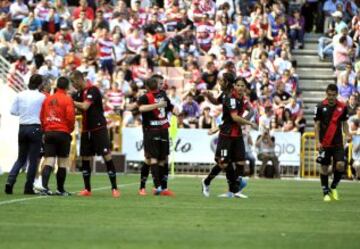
left=156, top=98, right=166, bottom=118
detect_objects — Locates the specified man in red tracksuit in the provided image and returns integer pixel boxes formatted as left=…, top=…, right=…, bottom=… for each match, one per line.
left=40, top=76, right=75, bottom=196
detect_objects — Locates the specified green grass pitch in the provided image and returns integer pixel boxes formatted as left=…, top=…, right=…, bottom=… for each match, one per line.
left=0, top=174, right=360, bottom=249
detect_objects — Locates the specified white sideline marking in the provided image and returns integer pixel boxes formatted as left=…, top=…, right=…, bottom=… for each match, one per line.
left=0, top=182, right=138, bottom=206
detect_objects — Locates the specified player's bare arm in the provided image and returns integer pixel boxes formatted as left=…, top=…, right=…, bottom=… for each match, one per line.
left=139, top=100, right=167, bottom=113
left=230, top=112, right=258, bottom=130
left=314, top=120, right=321, bottom=150
left=74, top=101, right=91, bottom=111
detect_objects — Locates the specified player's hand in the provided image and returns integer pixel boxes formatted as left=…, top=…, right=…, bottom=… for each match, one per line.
left=251, top=123, right=259, bottom=130
left=201, top=89, right=209, bottom=96
left=172, top=106, right=180, bottom=116
left=208, top=128, right=219, bottom=135
left=157, top=100, right=167, bottom=108
left=346, top=134, right=352, bottom=143
left=316, top=143, right=322, bottom=151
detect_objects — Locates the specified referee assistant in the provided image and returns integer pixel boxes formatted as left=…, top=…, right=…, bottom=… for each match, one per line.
left=40, top=77, right=75, bottom=196
left=69, top=70, right=120, bottom=198
left=5, top=74, right=45, bottom=195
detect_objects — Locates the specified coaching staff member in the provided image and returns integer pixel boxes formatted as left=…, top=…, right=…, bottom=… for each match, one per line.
left=40, top=77, right=75, bottom=196
left=69, top=70, right=120, bottom=198
left=314, top=84, right=350, bottom=202
left=5, top=74, right=45, bottom=195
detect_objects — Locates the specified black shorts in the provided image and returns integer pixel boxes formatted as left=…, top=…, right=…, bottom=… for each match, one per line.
left=215, top=135, right=245, bottom=164
left=44, top=131, right=71, bottom=157
left=80, top=128, right=111, bottom=157
left=321, top=146, right=345, bottom=166
left=143, top=129, right=169, bottom=161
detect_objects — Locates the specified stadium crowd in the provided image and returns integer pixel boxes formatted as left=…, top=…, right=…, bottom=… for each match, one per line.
left=2, top=0, right=360, bottom=180
left=1, top=0, right=308, bottom=137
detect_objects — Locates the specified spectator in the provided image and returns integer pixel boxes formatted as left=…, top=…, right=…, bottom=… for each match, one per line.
left=202, top=61, right=219, bottom=90
left=35, top=34, right=52, bottom=58
left=8, top=33, right=33, bottom=61
left=98, top=27, right=116, bottom=79
left=288, top=9, right=305, bottom=49
left=54, top=0, right=71, bottom=26
left=93, top=9, right=109, bottom=31
left=71, top=21, right=89, bottom=53
left=42, top=7, right=61, bottom=37
left=182, top=94, right=200, bottom=126
left=34, top=0, right=51, bottom=24
left=349, top=106, right=360, bottom=180
left=18, top=24, right=33, bottom=47
left=256, top=129, right=280, bottom=178
left=126, top=28, right=144, bottom=54
left=338, top=63, right=356, bottom=85
left=39, top=59, right=60, bottom=80
left=177, top=111, right=190, bottom=128
left=72, top=0, right=95, bottom=21
left=168, top=86, right=182, bottom=109
left=9, top=0, right=29, bottom=28
left=259, top=104, right=274, bottom=132
left=274, top=50, right=293, bottom=75
left=333, top=36, right=354, bottom=70
left=73, top=9, right=93, bottom=33
left=198, top=106, right=216, bottom=129
left=20, top=10, right=42, bottom=35
left=347, top=94, right=358, bottom=116
left=338, top=69, right=355, bottom=101
left=323, top=0, right=340, bottom=33
left=0, top=20, right=15, bottom=58
left=0, top=0, right=11, bottom=14
left=242, top=126, right=256, bottom=177
left=53, top=34, right=72, bottom=58
left=272, top=82, right=292, bottom=110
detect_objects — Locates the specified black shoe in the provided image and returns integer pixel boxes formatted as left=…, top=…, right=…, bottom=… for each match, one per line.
left=55, top=190, right=72, bottom=196
left=5, top=184, right=13, bottom=194
left=39, top=189, right=53, bottom=196
left=24, top=189, right=37, bottom=195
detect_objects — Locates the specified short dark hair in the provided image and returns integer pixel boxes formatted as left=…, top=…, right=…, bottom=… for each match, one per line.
left=326, top=83, right=338, bottom=93
left=69, top=70, right=84, bottom=82
left=222, top=72, right=236, bottom=91
left=28, top=74, right=43, bottom=90
left=57, top=76, right=70, bottom=90
left=235, top=76, right=247, bottom=85
left=151, top=74, right=164, bottom=82
left=145, top=77, right=158, bottom=90
left=339, top=35, right=347, bottom=44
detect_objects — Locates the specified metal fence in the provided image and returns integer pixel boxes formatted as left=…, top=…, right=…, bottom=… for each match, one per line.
left=0, top=55, right=26, bottom=92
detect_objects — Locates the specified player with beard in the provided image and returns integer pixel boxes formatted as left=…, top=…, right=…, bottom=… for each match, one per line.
left=126, top=74, right=174, bottom=196
left=137, top=76, right=177, bottom=196
left=69, top=70, right=120, bottom=198
left=201, top=75, right=257, bottom=198
left=314, top=84, right=350, bottom=202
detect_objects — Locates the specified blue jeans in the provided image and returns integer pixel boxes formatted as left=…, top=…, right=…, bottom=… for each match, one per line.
left=289, top=29, right=304, bottom=48
left=318, top=37, right=333, bottom=59
left=245, top=151, right=256, bottom=176
left=7, top=124, right=42, bottom=192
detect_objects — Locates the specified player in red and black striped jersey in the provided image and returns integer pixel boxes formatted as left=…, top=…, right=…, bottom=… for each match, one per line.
left=124, top=74, right=174, bottom=196
left=70, top=70, right=120, bottom=198
left=314, top=84, right=350, bottom=202
left=202, top=75, right=258, bottom=198
left=137, top=76, right=177, bottom=196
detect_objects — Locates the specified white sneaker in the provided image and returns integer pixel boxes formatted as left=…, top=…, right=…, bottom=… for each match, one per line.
left=218, top=192, right=234, bottom=198
left=234, top=191, right=248, bottom=199
left=201, top=179, right=210, bottom=197
left=33, top=178, right=45, bottom=191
